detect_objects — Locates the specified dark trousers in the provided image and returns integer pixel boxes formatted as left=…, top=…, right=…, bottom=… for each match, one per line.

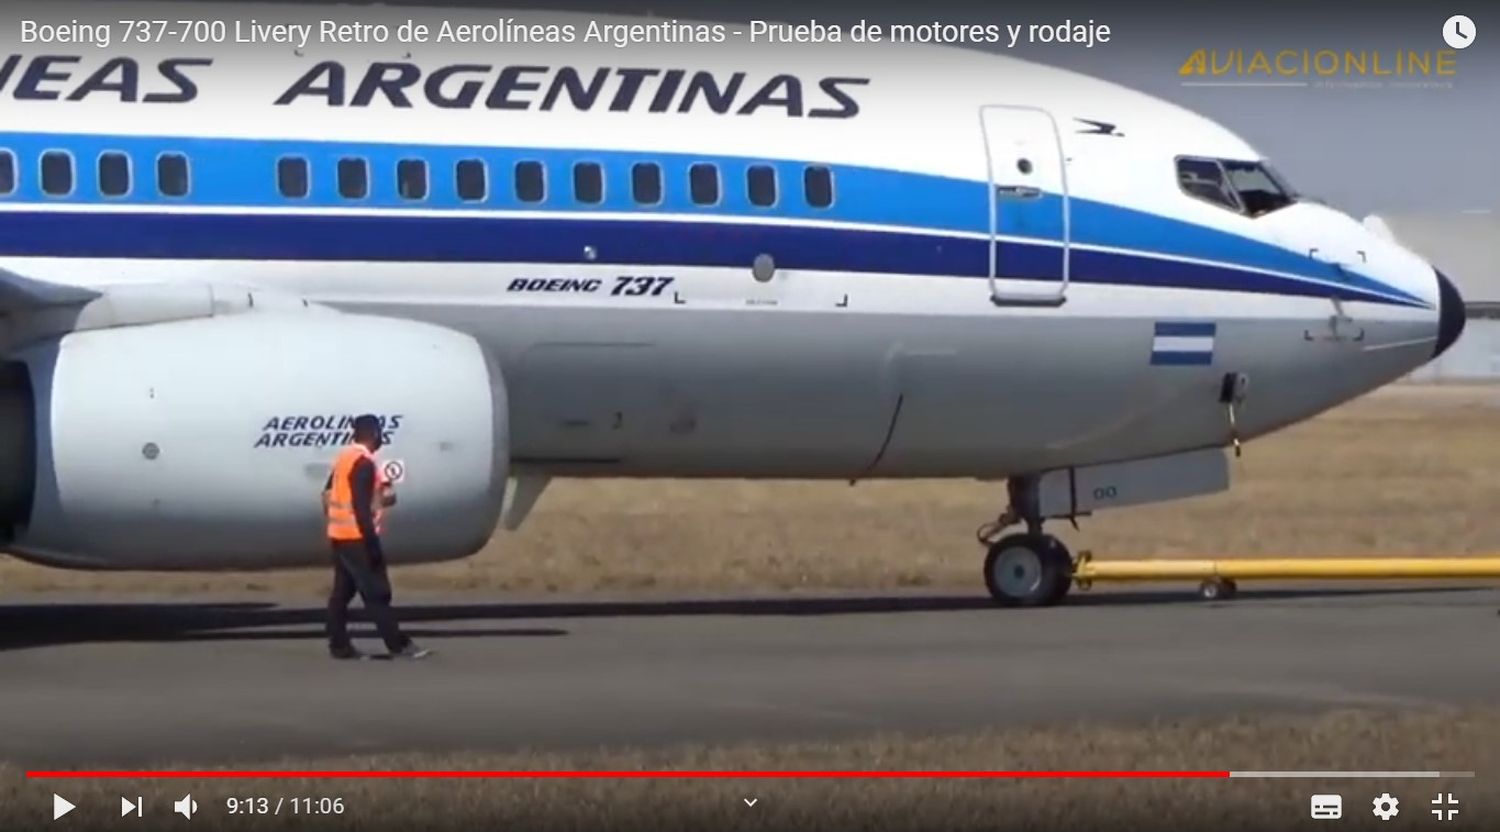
left=328, top=540, right=410, bottom=652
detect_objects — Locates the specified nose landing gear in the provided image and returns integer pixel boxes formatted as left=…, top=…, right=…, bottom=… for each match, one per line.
left=1198, top=578, right=1238, bottom=601
left=982, top=533, right=1074, bottom=607
left=977, top=475, right=1074, bottom=607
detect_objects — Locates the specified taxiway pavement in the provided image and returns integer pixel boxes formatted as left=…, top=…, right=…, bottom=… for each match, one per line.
left=1, top=583, right=1496, bottom=766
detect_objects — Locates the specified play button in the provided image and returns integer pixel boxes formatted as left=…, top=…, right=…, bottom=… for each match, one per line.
left=52, top=794, right=75, bottom=820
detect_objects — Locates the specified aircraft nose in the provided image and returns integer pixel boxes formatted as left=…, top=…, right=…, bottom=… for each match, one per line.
left=1434, top=269, right=1466, bottom=358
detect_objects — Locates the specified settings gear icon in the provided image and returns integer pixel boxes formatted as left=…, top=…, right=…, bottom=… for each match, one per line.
left=1373, top=793, right=1400, bottom=821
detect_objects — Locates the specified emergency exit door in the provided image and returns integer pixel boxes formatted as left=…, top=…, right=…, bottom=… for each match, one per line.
left=979, top=105, right=1071, bottom=306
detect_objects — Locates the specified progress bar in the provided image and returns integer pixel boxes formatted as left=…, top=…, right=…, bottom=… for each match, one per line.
left=28, top=770, right=1231, bottom=780
left=1231, top=771, right=1476, bottom=779
left=25, top=770, right=1478, bottom=780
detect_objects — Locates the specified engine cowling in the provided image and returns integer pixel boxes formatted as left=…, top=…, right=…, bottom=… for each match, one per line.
left=0, top=311, right=508, bottom=570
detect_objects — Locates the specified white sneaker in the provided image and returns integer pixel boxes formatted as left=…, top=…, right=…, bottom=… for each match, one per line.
left=391, top=643, right=432, bottom=660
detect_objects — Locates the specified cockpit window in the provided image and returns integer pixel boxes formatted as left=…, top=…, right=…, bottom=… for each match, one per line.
left=1177, top=157, right=1298, bottom=217
left=1222, top=160, right=1296, bottom=216
left=1177, top=158, right=1241, bottom=212
left=1259, top=161, right=1298, bottom=199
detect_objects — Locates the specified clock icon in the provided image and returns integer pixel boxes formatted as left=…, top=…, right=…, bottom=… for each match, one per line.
left=1443, top=14, right=1476, bottom=49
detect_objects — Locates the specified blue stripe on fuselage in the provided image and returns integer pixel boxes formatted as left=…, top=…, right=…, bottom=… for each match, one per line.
left=0, top=209, right=1422, bottom=308
left=0, top=130, right=1425, bottom=307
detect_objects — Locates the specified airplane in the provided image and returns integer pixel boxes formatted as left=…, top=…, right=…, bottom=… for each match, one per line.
left=0, top=3, right=1466, bottom=607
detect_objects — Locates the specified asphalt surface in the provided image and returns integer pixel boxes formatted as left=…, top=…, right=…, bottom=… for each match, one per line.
left=1, top=583, right=1497, bottom=767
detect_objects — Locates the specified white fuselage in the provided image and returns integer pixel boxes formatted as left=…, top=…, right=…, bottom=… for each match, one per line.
left=0, top=2, right=1458, bottom=489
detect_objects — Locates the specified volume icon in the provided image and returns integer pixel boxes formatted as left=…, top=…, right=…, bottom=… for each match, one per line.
left=173, top=795, right=197, bottom=819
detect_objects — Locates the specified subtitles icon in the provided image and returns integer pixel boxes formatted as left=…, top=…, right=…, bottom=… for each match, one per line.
left=1310, top=794, right=1342, bottom=820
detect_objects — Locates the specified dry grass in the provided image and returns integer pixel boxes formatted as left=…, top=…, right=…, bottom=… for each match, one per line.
left=4, top=707, right=1493, bottom=831
left=4, top=385, right=1498, bottom=596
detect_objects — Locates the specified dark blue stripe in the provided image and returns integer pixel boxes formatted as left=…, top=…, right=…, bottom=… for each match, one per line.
left=1154, top=322, right=1218, bottom=337
left=0, top=210, right=1427, bottom=308
left=1151, top=351, right=1215, bottom=366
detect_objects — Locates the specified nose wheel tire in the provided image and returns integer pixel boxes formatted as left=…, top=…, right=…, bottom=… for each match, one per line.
left=983, top=533, right=1073, bottom=607
left=1198, top=578, right=1238, bottom=601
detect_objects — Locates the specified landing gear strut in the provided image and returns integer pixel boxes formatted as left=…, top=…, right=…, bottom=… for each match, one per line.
left=977, top=476, right=1074, bottom=607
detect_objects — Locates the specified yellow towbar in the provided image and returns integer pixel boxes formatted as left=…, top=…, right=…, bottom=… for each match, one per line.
left=1072, top=551, right=1500, bottom=600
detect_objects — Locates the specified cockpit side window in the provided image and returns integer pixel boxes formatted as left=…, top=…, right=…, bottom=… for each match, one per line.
left=1177, top=156, right=1298, bottom=217
left=1176, top=158, right=1241, bottom=212
left=1222, top=160, right=1296, bottom=217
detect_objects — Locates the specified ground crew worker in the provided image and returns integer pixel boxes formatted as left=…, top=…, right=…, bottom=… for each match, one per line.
left=323, top=414, right=429, bottom=661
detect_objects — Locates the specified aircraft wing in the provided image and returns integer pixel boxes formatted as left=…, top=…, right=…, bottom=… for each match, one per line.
left=0, top=268, right=321, bottom=354
left=0, top=268, right=105, bottom=353
left=0, top=268, right=102, bottom=311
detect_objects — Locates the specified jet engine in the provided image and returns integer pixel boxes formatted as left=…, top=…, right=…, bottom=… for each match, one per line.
left=0, top=311, right=508, bottom=569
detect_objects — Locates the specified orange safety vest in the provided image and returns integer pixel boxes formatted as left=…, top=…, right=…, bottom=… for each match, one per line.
left=325, top=444, right=388, bottom=541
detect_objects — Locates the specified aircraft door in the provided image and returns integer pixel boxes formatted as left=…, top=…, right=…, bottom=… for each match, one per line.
left=979, top=105, right=1071, bottom=306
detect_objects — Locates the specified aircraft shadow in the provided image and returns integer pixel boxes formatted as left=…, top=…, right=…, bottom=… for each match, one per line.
left=0, top=602, right=567, bottom=653
left=419, top=584, right=1481, bottom=618
left=0, top=583, right=1482, bottom=653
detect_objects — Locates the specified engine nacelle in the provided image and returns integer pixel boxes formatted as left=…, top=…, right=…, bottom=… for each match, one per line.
left=1, top=311, right=508, bottom=570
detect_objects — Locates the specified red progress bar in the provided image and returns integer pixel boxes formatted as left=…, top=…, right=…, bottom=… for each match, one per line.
left=28, top=770, right=1232, bottom=780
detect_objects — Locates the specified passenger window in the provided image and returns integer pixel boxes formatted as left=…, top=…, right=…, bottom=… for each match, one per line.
left=1176, top=158, right=1239, bottom=212
left=41, top=151, right=74, bottom=196
left=98, top=152, right=130, bottom=197
left=397, top=159, right=428, bottom=200
left=157, top=153, right=189, bottom=197
left=337, top=157, right=368, bottom=199
left=689, top=163, right=719, bottom=206
left=0, top=150, right=13, bottom=195
left=456, top=159, right=487, bottom=201
left=804, top=166, right=833, bottom=208
left=515, top=161, right=545, bottom=203
left=631, top=163, right=662, bottom=205
left=277, top=156, right=309, bottom=198
left=573, top=162, right=603, bottom=205
left=747, top=165, right=777, bottom=207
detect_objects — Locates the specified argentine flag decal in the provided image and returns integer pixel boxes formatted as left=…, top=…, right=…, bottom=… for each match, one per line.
left=1151, top=321, right=1217, bottom=366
